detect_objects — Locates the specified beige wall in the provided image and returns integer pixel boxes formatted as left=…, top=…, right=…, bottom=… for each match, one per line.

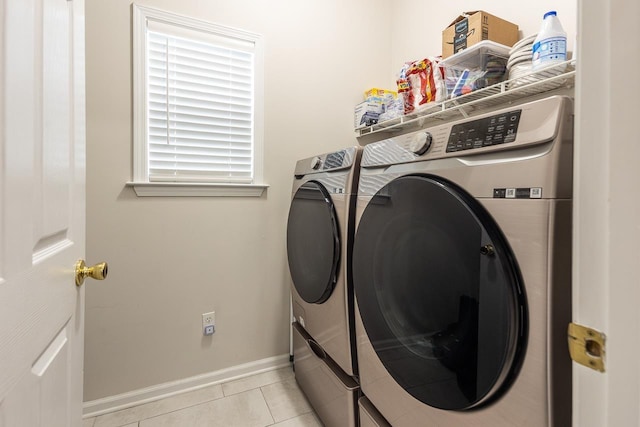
left=84, top=0, right=392, bottom=401
left=84, top=0, right=577, bottom=403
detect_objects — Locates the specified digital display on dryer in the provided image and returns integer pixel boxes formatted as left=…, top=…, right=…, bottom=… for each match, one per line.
left=446, top=110, right=522, bottom=152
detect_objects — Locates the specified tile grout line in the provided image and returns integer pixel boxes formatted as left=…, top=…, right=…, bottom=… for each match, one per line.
left=272, top=409, right=316, bottom=425
left=259, top=386, right=277, bottom=426
left=259, top=375, right=318, bottom=426
left=221, top=368, right=295, bottom=397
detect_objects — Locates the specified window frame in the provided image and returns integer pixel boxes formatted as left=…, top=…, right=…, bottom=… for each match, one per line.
left=130, top=4, right=267, bottom=197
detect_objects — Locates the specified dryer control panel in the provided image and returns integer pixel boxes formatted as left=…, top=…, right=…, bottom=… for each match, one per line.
left=294, top=146, right=359, bottom=177
left=361, top=95, right=570, bottom=169
left=447, top=110, right=522, bottom=152
left=323, top=150, right=347, bottom=169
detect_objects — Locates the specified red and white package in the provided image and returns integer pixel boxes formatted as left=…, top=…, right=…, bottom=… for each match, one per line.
left=397, top=57, right=445, bottom=115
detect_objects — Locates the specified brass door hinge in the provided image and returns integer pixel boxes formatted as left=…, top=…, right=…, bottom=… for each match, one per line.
left=568, top=322, right=606, bottom=372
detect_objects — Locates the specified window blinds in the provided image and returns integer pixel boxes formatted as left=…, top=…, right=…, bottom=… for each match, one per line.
left=147, top=30, right=254, bottom=183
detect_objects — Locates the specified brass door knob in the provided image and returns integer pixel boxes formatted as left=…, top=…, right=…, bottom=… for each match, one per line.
left=75, top=260, right=108, bottom=286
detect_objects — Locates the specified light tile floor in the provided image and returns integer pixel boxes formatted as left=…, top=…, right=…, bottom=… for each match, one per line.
left=82, top=367, right=323, bottom=427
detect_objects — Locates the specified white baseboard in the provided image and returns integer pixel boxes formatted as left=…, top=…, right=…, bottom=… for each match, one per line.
left=82, top=353, right=291, bottom=418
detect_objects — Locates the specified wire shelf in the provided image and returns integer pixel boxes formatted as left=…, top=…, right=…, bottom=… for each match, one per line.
left=356, top=60, right=576, bottom=138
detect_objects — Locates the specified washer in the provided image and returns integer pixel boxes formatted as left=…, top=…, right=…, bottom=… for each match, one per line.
left=286, top=146, right=362, bottom=426
left=352, top=95, right=573, bottom=426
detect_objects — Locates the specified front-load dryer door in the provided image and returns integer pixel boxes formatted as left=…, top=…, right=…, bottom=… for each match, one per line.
left=287, top=181, right=340, bottom=304
left=353, top=175, right=527, bottom=410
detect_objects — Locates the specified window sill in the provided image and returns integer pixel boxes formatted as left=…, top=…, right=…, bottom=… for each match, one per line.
left=126, top=182, right=269, bottom=197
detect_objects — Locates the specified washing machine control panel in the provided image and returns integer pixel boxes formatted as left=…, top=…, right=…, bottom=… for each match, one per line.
left=322, top=150, right=347, bottom=170
left=446, top=109, right=522, bottom=152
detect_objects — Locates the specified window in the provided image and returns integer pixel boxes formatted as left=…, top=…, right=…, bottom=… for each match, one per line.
left=131, top=5, right=266, bottom=196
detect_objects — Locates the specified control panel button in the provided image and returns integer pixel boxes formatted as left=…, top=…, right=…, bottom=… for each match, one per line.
left=310, top=156, right=322, bottom=170
left=446, top=109, right=522, bottom=153
left=409, top=132, right=433, bottom=155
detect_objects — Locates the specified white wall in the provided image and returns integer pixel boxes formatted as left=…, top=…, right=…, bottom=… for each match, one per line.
left=84, top=0, right=392, bottom=401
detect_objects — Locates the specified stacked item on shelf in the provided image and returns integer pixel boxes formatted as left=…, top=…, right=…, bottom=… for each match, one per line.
left=396, top=57, right=446, bottom=115
left=507, top=37, right=572, bottom=90
left=508, top=35, right=536, bottom=76
left=354, top=88, right=397, bottom=129
left=439, top=40, right=509, bottom=99
left=510, top=12, right=569, bottom=89
left=442, top=11, right=519, bottom=59
left=369, top=88, right=403, bottom=123
left=364, top=88, right=397, bottom=105
left=507, top=34, right=536, bottom=88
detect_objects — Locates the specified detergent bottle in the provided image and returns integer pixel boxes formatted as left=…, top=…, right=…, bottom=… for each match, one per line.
left=532, top=11, right=567, bottom=70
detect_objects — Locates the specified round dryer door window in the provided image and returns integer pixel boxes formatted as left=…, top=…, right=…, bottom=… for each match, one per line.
left=287, top=181, right=340, bottom=304
left=353, top=175, right=527, bottom=410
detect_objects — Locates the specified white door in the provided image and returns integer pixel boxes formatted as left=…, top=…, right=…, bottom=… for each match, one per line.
left=574, top=0, right=640, bottom=426
left=0, top=0, right=89, bottom=426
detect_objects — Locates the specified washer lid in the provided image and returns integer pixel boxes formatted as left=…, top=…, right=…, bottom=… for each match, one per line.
left=287, top=181, right=341, bottom=304
left=353, top=175, right=527, bottom=410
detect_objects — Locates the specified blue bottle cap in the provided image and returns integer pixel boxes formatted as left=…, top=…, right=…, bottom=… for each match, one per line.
left=544, top=11, right=557, bottom=18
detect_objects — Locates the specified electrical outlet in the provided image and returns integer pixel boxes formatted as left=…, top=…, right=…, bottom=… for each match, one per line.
left=202, top=311, right=215, bottom=336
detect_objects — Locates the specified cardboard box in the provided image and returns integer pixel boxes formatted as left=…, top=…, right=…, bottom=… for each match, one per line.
left=442, top=11, right=518, bottom=59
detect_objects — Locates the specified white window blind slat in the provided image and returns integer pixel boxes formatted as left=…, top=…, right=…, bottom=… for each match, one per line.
left=155, top=61, right=253, bottom=82
left=148, top=119, right=252, bottom=136
left=162, top=92, right=252, bottom=110
left=150, top=155, right=252, bottom=166
left=145, top=28, right=255, bottom=183
left=149, top=140, right=251, bottom=149
left=149, top=111, right=251, bottom=127
left=149, top=143, right=251, bottom=155
left=148, top=135, right=251, bottom=147
left=150, top=159, right=252, bottom=167
left=157, top=46, right=253, bottom=71
left=149, top=129, right=251, bottom=143
left=156, top=104, right=252, bottom=121
left=150, top=121, right=252, bottom=136
left=160, top=80, right=252, bottom=101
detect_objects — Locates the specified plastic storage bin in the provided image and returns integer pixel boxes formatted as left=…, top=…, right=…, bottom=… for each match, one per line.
left=440, top=40, right=510, bottom=98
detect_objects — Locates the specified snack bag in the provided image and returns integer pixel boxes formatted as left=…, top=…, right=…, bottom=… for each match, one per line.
left=397, top=57, right=445, bottom=114
left=396, top=63, right=414, bottom=115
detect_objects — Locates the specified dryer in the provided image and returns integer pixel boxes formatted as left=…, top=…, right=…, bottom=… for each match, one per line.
left=286, top=146, right=362, bottom=427
left=352, top=96, right=573, bottom=426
